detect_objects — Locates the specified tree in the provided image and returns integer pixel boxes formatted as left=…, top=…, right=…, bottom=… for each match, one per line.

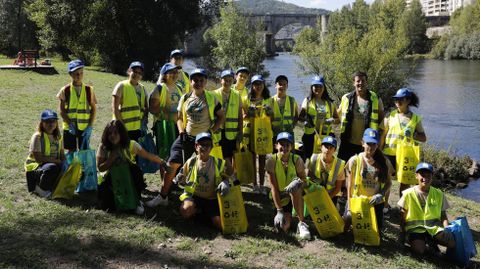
left=398, top=0, right=429, bottom=54
left=203, top=3, right=267, bottom=77
left=0, top=0, right=38, bottom=55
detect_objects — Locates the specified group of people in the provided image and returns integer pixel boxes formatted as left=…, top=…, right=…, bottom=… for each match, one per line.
left=25, top=49, right=456, bottom=256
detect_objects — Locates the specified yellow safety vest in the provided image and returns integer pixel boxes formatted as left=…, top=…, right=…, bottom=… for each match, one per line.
left=234, top=85, right=248, bottom=102
left=115, top=80, right=145, bottom=131
left=121, top=140, right=137, bottom=164
left=310, top=154, right=345, bottom=195
left=214, top=88, right=241, bottom=140
left=63, top=83, right=92, bottom=131
left=352, top=154, right=385, bottom=198
left=154, top=83, right=183, bottom=122
left=271, top=153, right=300, bottom=206
left=383, top=110, right=420, bottom=156
left=176, top=70, right=190, bottom=94
left=179, top=156, right=225, bottom=201
left=339, top=91, right=379, bottom=133
left=271, top=95, right=296, bottom=136
left=304, top=98, right=334, bottom=136
left=403, top=186, right=444, bottom=236
left=25, top=133, right=62, bottom=172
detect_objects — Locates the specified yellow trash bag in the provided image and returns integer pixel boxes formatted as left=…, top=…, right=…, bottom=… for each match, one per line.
left=350, top=196, right=380, bottom=246
left=396, top=138, right=420, bottom=185
left=304, top=186, right=344, bottom=238
left=252, top=111, right=273, bottom=155
left=52, top=161, right=82, bottom=199
left=233, top=143, right=254, bottom=184
left=217, top=183, right=248, bottom=234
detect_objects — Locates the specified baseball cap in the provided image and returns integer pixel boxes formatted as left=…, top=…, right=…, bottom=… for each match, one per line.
left=189, top=68, right=208, bottom=79
left=393, top=88, right=413, bottom=99
left=276, top=132, right=294, bottom=144
left=416, top=162, right=434, bottom=173
left=195, top=132, right=212, bottom=143
left=221, top=69, right=235, bottom=78
left=129, top=61, right=144, bottom=70
left=40, top=109, right=58, bottom=121
left=160, top=63, right=179, bottom=75
left=321, top=136, right=337, bottom=148
left=170, top=49, right=184, bottom=58
left=67, top=59, right=84, bottom=73
left=251, top=74, right=264, bottom=84
left=275, top=75, right=288, bottom=83
left=311, top=76, right=325, bottom=86
left=362, top=128, right=379, bottom=144
left=235, top=67, right=249, bottom=74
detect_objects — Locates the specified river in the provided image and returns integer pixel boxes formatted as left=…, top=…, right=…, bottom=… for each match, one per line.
left=185, top=53, right=480, bottom=202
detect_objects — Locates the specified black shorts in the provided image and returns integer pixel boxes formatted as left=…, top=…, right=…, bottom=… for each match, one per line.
left=168, top=134, right=196, bottom=165
left=220, top=131, right=237, bottom=158
left=191, top=196, right=220, bottom=219
left=63, top=129, right=86, bottom=151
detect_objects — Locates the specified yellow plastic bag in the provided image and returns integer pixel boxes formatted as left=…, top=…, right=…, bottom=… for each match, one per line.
left=52, top=161, right=82, bottom=199
left=350, top=196, right=380, bottom=246
left=234, top=144, right=254, bottom=184
left=304, top=186, right=344, bottom=238
left=396, top=139, right=420, bottom=185
left=217, top=184, right=248, bottom=234
left=252, top=112, right=273, bottom=155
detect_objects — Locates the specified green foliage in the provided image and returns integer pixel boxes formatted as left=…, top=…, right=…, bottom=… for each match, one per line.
left=203, top=3, right=268, bottom=76
left=234, top=0, right=328, bottom=15
left=397, top=0, right=429, bottom=54
left=0, top=0, right=38, bottom=55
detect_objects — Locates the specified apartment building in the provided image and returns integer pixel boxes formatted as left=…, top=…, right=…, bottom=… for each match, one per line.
left=406, top=0, right=475, bottom=16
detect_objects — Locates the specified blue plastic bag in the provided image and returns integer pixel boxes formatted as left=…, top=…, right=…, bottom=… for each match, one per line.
left=75, top=137, right=98, bottom=192
left=138, top=132, right=159, bottom=174
left=445, top=216, right=477, bottom=266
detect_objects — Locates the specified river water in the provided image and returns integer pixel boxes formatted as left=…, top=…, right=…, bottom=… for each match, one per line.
left=185, top=53, right=480, bottom=202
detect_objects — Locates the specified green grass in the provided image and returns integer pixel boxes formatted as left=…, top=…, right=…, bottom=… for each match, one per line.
left=0, top=58, right=479, bottom=268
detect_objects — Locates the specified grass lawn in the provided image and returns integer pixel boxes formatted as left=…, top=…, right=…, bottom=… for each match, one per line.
left=0, top=58, right=479, bottom=268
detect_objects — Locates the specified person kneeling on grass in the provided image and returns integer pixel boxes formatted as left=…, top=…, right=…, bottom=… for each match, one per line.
left=398, top=162, right=456, bottom=255
left=174, top=132, right=233, bottom=230
left=96, top=120, right=166, bottom=215
left=266, top=132, right=311, bottom=240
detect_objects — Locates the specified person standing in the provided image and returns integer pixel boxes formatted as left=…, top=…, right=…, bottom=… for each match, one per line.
left=233, top=66, right=250, bottom=101
left=112, top=61, right=149, bottom=142
left=57, top=59, right=97, bottom=152
left=170, top=49, right=190, bottom=94
left=269, top=75, right=299, bottom=139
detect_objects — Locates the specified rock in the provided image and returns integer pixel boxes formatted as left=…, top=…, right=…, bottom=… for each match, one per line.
left=468, top=160, right=480, bottom=178
left=203, top=246, right=212, bottom=255
left=157, top=243, right=167, bottom=249
left=456, top=182, right=468, bottom=189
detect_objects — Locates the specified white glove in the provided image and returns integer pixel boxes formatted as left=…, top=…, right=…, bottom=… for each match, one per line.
left=404, top=128, right=412, bottom=137
left=369, top=193, right=383, bottom=205
left=325, top=118, right=335, bottom=124
left=284, top=178, right=304, bottom=193
left=216, top=180, right=230, bottom=196
left=274, top=209, right=286, bottom=229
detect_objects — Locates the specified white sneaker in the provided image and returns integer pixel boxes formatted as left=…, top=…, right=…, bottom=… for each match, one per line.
left=135, top=201, right=145, bottom=215
left=145, top=194, right=168, bottom=207
left=34, top=185, right=52, bottom=199
left=297, top=221, right=311, bottom=240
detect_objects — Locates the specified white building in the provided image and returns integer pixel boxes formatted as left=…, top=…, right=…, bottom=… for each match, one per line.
left=406, top=0, right=475, bottom=16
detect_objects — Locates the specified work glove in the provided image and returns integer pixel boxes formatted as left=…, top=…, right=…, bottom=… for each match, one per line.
left=82, top=126, right=93, bottom=138
left=369, top=193, right=383, bottom=205
left=325, top=118, right=335, bottom=124
left=216, top=180, right=230, bottom=196
left=172, top=170, right=186, bottom=185
left=305, top=114, right=315, bottom=128
left=264, top=104, right=274, bottom=116
left=404, top=128, right=412, bottom=138
left=284, top=177, right=304, bottom=194
left=274, top=209, right=286, bottom=230
left=247, top=106, right=256, bottom=117
left=68, top=123, right=76, bottom=135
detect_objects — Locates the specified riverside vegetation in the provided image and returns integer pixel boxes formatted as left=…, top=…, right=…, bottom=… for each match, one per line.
left=0, top=56, right=479, bottom=268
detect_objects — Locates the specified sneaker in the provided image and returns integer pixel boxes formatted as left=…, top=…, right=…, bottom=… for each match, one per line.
left=34, top=185, right=52, bottom=199
left=145, top=194, right=168, bottom=207
left=135, top=202, right=145, bottom=215
left=297, top=221, right=311, bottom=240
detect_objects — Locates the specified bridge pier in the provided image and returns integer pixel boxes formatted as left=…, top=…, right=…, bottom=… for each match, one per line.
left=264, top=32, right=276, bottom=56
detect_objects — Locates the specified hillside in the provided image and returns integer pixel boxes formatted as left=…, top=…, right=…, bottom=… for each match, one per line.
left=234, top=0, right=329, bottom=15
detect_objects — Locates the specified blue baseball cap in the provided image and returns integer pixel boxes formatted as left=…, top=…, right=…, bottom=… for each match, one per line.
left=321, top=136, right=337, bottom=148
left=170, top=49, right=184, bottom=58
left=416, top=162, right=434, bottom=173
left=40, top=109, right=58, bottom=121
left=221, top=69, right=235, bottom=78
left=189, top=68, right=208, bottom=79
left=67, top=59, right=84, bottom=73
left=393, top=88, right=413, bottom=99
left=235, top=66, right=249, bottom=74
left=311, top=76, right=325, bottom=86
left=275, top=75, right=288, bottom=83
left=160, top=63, right=179, bottom=75
left=362, top=128, right=379, bottom=144
left=276, top=132, right=294, bottom=144
left=195, top=132, right=212, bottom=143
left=129, top=61, right=144, bottom=70
left=251, top=74, right=264, bottom=84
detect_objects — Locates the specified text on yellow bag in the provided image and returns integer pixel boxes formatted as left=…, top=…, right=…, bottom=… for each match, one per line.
left=252, top=111, right=273, bottom=155
left=396, top=139, right=420, bottom=185
left=217, top=184, right=248, bottom=234
left=350, top=196, right=380, bottom=246
left=234, top=144, right=254, bottom=184
left=304, top=186, right=344, bottom=238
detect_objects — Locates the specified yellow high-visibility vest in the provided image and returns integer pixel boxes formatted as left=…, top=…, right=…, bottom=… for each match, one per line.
left=115, top=80, right=145, bottom=131
left=214, top=88, right=241, bottom=140
left=25, top=133, right=62, bottom=172
left=271, top=95, right=296, bottom=136
left=339, top=91, right=379, bottom=133
left=403, top=186, right=444, bottom=236
left=180, top=156, right=225, bottom=201
left=63, top=83, right=92, bottom=131
left=310, top=154, right=345, bottom=195
left=304, top=98, right=334, bottom=136
left=383, top=110, right=420, bottom=156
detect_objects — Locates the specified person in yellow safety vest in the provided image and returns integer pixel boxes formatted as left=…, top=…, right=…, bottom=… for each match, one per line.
left=174, top=132, right=233, bottom=230
left=266, top=132, right=311, bottom=240
left=397, top=162, right=455, bottom=255
left=146, top=68, right=225, bottom=208
left=242, top=74, right=272, bottom=195
left=57, top=59, right=97, bottom=151
left=337, top=71, right=385, bottom=162
left=380, top=88, right=427, bottom=214
left=268, top=75, right=299, bottom=139
left=306, top=136, right=346, bottom=206
left=25, top=109, right=66, bottom=198
left=214, top=69, right=243, bottom=166
left=233, top=66, right=250, bottom=102
left=343, top=128, right=393, bottom=233
left=298, top=76, right=340, bottom=160
left=112, top=61, right=149, bottom=142
left=170, top=49, right=190, bottom=94
left=149, top=63, right=183, bottom=156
